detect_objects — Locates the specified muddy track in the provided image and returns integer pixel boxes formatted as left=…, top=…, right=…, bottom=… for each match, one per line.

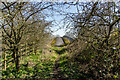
left=53, top=55, right=64, bottom=80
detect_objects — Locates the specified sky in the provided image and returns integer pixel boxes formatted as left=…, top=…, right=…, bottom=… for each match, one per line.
left=1, top=1, right=120, bottom=37
left=0, top=1, right=77, bottom=37
left=5, top=0, right=120, bottom=2
left=44, top=1, right=120, bottom=37
left=44, top=3, right=78, bottom=37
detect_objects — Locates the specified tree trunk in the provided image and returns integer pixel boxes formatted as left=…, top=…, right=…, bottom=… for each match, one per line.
left=13, top=45, right=19, bottom=72
left=4, top=51, right=6, bottom=70
left=34, top=47, right=37, bottom=55
left=16, top=54, right=19, bottom=72
left=15, top=47, right=19, bottom=72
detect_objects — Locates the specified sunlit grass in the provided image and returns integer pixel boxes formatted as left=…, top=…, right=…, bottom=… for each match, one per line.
left=19, top=48, right=60, bottom=79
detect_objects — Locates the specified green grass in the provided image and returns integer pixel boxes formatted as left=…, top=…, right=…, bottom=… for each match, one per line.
left=2, top=48, right=59, bottom=79
left=2, top=47, right=83, bottom=79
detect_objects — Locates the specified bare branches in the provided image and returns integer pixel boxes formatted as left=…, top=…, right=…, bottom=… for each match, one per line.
left=18, top=3, right=54, bottom=36
left=1, top=2, right=16, bottom=10
left=1, top=2, right=53, bottom=72
left=108, top=17, right=120, bottom=37
left=25, top=4, right=53, bottom=22
left=101, top=17, right=120, bottom=47
left=84, top=2, right=98, bottom=26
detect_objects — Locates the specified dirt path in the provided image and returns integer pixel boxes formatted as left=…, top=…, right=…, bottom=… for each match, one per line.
left=51, top=47, right=67, bottom=80
left=52, top=55, right=63, bottom=80
left=53, top=55, right=60, bottom=79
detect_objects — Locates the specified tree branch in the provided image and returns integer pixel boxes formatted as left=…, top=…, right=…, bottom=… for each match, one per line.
left=1, top=2, right=16, bottom=10
left=18, top=4, right=54, bottom=38
left=101, top=17, right=120, bottom=47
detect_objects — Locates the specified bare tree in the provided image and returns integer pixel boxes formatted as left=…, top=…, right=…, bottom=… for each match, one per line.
left=1, top=1, right=54, bottom=72
left=49, top=1, right=120, bottom=79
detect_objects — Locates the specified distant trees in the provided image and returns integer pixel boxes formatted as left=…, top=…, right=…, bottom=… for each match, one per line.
left=21, top=18, right=52, bottom=55
left=1, top=2, right=53, bottom=72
